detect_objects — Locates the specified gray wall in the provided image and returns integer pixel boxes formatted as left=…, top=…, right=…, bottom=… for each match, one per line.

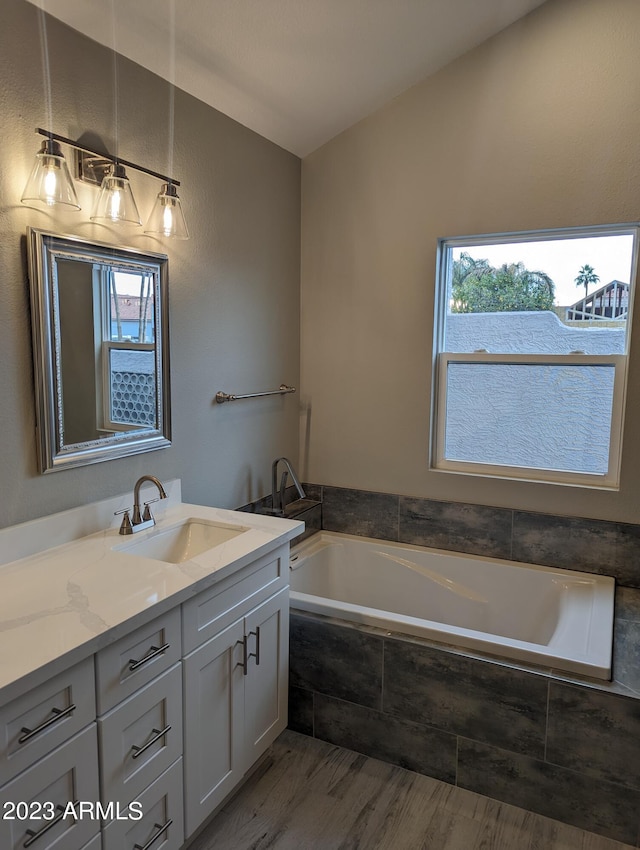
left=300, top=0, right=640, bottom=523
left=0, top=0, right=301, bottom=528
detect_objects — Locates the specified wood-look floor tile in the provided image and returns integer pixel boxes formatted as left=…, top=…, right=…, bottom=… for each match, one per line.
left=190, top=731, right=636, bottom=850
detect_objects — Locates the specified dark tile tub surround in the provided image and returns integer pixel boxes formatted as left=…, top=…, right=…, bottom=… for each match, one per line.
left=614, top=588, right=640, bottom=695
left=289, top=615, right=383, bottom=709
left=321, top=486, right=399, bottom=540
left=456, top=739, right=640, bottom=846
left=289, top=611, right=640, bottom=845
left=398, top=496, right=512, bottom=560
left=546, top=683, right=640, bottom=788
left=383, top=639, right=547, bottom=757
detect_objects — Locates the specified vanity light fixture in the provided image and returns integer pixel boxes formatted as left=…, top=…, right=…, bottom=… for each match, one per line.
left=21, top=128, right=189, bottom=239
left=21, top=136, right=80, bottom=210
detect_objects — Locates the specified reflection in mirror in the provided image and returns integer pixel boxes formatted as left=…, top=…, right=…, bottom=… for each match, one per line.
left=27, top=229, right=171, bottom=472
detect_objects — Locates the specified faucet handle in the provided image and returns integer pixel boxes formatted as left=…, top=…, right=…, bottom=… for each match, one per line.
left=142, top=499, right=161, bottom=522
left=114, top=508, right=133, bottom=535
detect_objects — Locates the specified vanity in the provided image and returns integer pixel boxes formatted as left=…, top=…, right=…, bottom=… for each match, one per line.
left=0, top=482, right=302, bottom=850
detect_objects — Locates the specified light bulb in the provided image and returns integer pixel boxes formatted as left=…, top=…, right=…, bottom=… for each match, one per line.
left=108, top=188, right=122, bottom=220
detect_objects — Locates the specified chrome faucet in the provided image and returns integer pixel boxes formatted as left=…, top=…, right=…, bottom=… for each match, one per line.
left=271, top=457, right=306, bottom=516
left=116, top=475, right=168, bottom=534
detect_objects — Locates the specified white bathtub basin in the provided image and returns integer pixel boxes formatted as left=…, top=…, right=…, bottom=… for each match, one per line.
left=289, top=531, right=615, bottom=679
left=114, top=518, right=248, bottom=563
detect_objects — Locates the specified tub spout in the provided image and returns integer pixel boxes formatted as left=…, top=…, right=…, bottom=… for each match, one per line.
left=272, top=457, right=305, bottom=515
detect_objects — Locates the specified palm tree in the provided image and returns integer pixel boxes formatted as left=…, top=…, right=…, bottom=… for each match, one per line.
left=575, top=264, right=600, bottom=317
left=575, top=263, right=600, bottom=318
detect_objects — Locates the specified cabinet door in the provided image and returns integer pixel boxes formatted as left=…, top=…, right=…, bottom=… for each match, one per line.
left=182, top=619, right=245, bottom=838
left=244, top=587, right=289, bottom=764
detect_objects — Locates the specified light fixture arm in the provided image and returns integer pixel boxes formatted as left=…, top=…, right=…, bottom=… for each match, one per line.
left=35, top=128, right=180, bottom=187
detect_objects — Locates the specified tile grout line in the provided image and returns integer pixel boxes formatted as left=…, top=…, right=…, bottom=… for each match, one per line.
left=543, top=677, right=550, bottom=763
left=381, top=639, right=385, bottom=712
left=454, top=736, right=459, bottom=787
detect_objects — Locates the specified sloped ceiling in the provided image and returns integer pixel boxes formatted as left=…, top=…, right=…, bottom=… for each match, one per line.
left=27, top=0, right=548, bottom=156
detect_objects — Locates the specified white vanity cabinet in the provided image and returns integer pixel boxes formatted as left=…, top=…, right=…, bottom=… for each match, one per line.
left=182, top=545, right=289, bottom=836
left=0, top=524, right=295, bottom=850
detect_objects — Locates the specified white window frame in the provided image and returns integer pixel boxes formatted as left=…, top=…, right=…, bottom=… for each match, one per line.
left=431, top=225, right=639, bottom=489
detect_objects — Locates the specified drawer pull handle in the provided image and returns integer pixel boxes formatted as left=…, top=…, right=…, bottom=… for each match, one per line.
left=19, top=704, right=76, bottom=744
left=133, top=818, right=173, bottom=850
left=248, top=627, right=261, bottom=666
left=131, top=724, right=171, bottom=760
left=128, top=642, right=170, bottom=672
left=235, top=636, right=248, bottom=675
left=24, top=802, right=73, bottom=847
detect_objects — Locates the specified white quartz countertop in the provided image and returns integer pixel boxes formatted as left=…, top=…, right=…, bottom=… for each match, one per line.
left=0, top=498, right=302, bottom=704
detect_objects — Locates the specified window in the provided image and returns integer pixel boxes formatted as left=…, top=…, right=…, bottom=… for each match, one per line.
left=431, top=226, right=638, bottom=487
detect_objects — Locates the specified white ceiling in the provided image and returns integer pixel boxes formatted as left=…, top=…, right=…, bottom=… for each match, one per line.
left=28, top=0, right=548, bottom=157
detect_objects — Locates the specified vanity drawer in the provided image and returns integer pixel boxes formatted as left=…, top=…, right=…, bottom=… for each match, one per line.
left=182, top=544, right=287, bottom=653
left=0, top=656, right=95, bottom=787
left=98, top=664, right=182, bottom=806
left=0, top=724, right=99, bottom=850
left=96, top=608, right=181, bottom=714
left=102, top=758, right=183, bottom=850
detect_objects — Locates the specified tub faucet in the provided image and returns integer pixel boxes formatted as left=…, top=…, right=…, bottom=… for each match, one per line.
left=116, top=475, right=168, bottom=534
left=271, top=457, right=306, bottom=516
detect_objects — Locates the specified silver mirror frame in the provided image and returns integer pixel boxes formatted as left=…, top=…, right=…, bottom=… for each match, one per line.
left=27, top=228, right=171, bottom=472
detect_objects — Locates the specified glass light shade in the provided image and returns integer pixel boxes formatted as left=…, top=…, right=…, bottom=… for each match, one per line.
left=144, top=183, right=189, bottom=239
left=21, top=139, right=80, bottom=209
left=90, top=163, right=142, bottom=225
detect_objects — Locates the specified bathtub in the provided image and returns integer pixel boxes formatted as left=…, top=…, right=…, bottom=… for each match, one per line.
left=289, top=531, right=615, bottom=679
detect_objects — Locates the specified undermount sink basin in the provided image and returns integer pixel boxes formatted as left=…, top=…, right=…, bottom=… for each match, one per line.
left=114, top=518, right=248, bottom=563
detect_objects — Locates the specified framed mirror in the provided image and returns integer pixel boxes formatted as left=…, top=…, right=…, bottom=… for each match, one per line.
left=27, top=228, right=171, bottom=472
